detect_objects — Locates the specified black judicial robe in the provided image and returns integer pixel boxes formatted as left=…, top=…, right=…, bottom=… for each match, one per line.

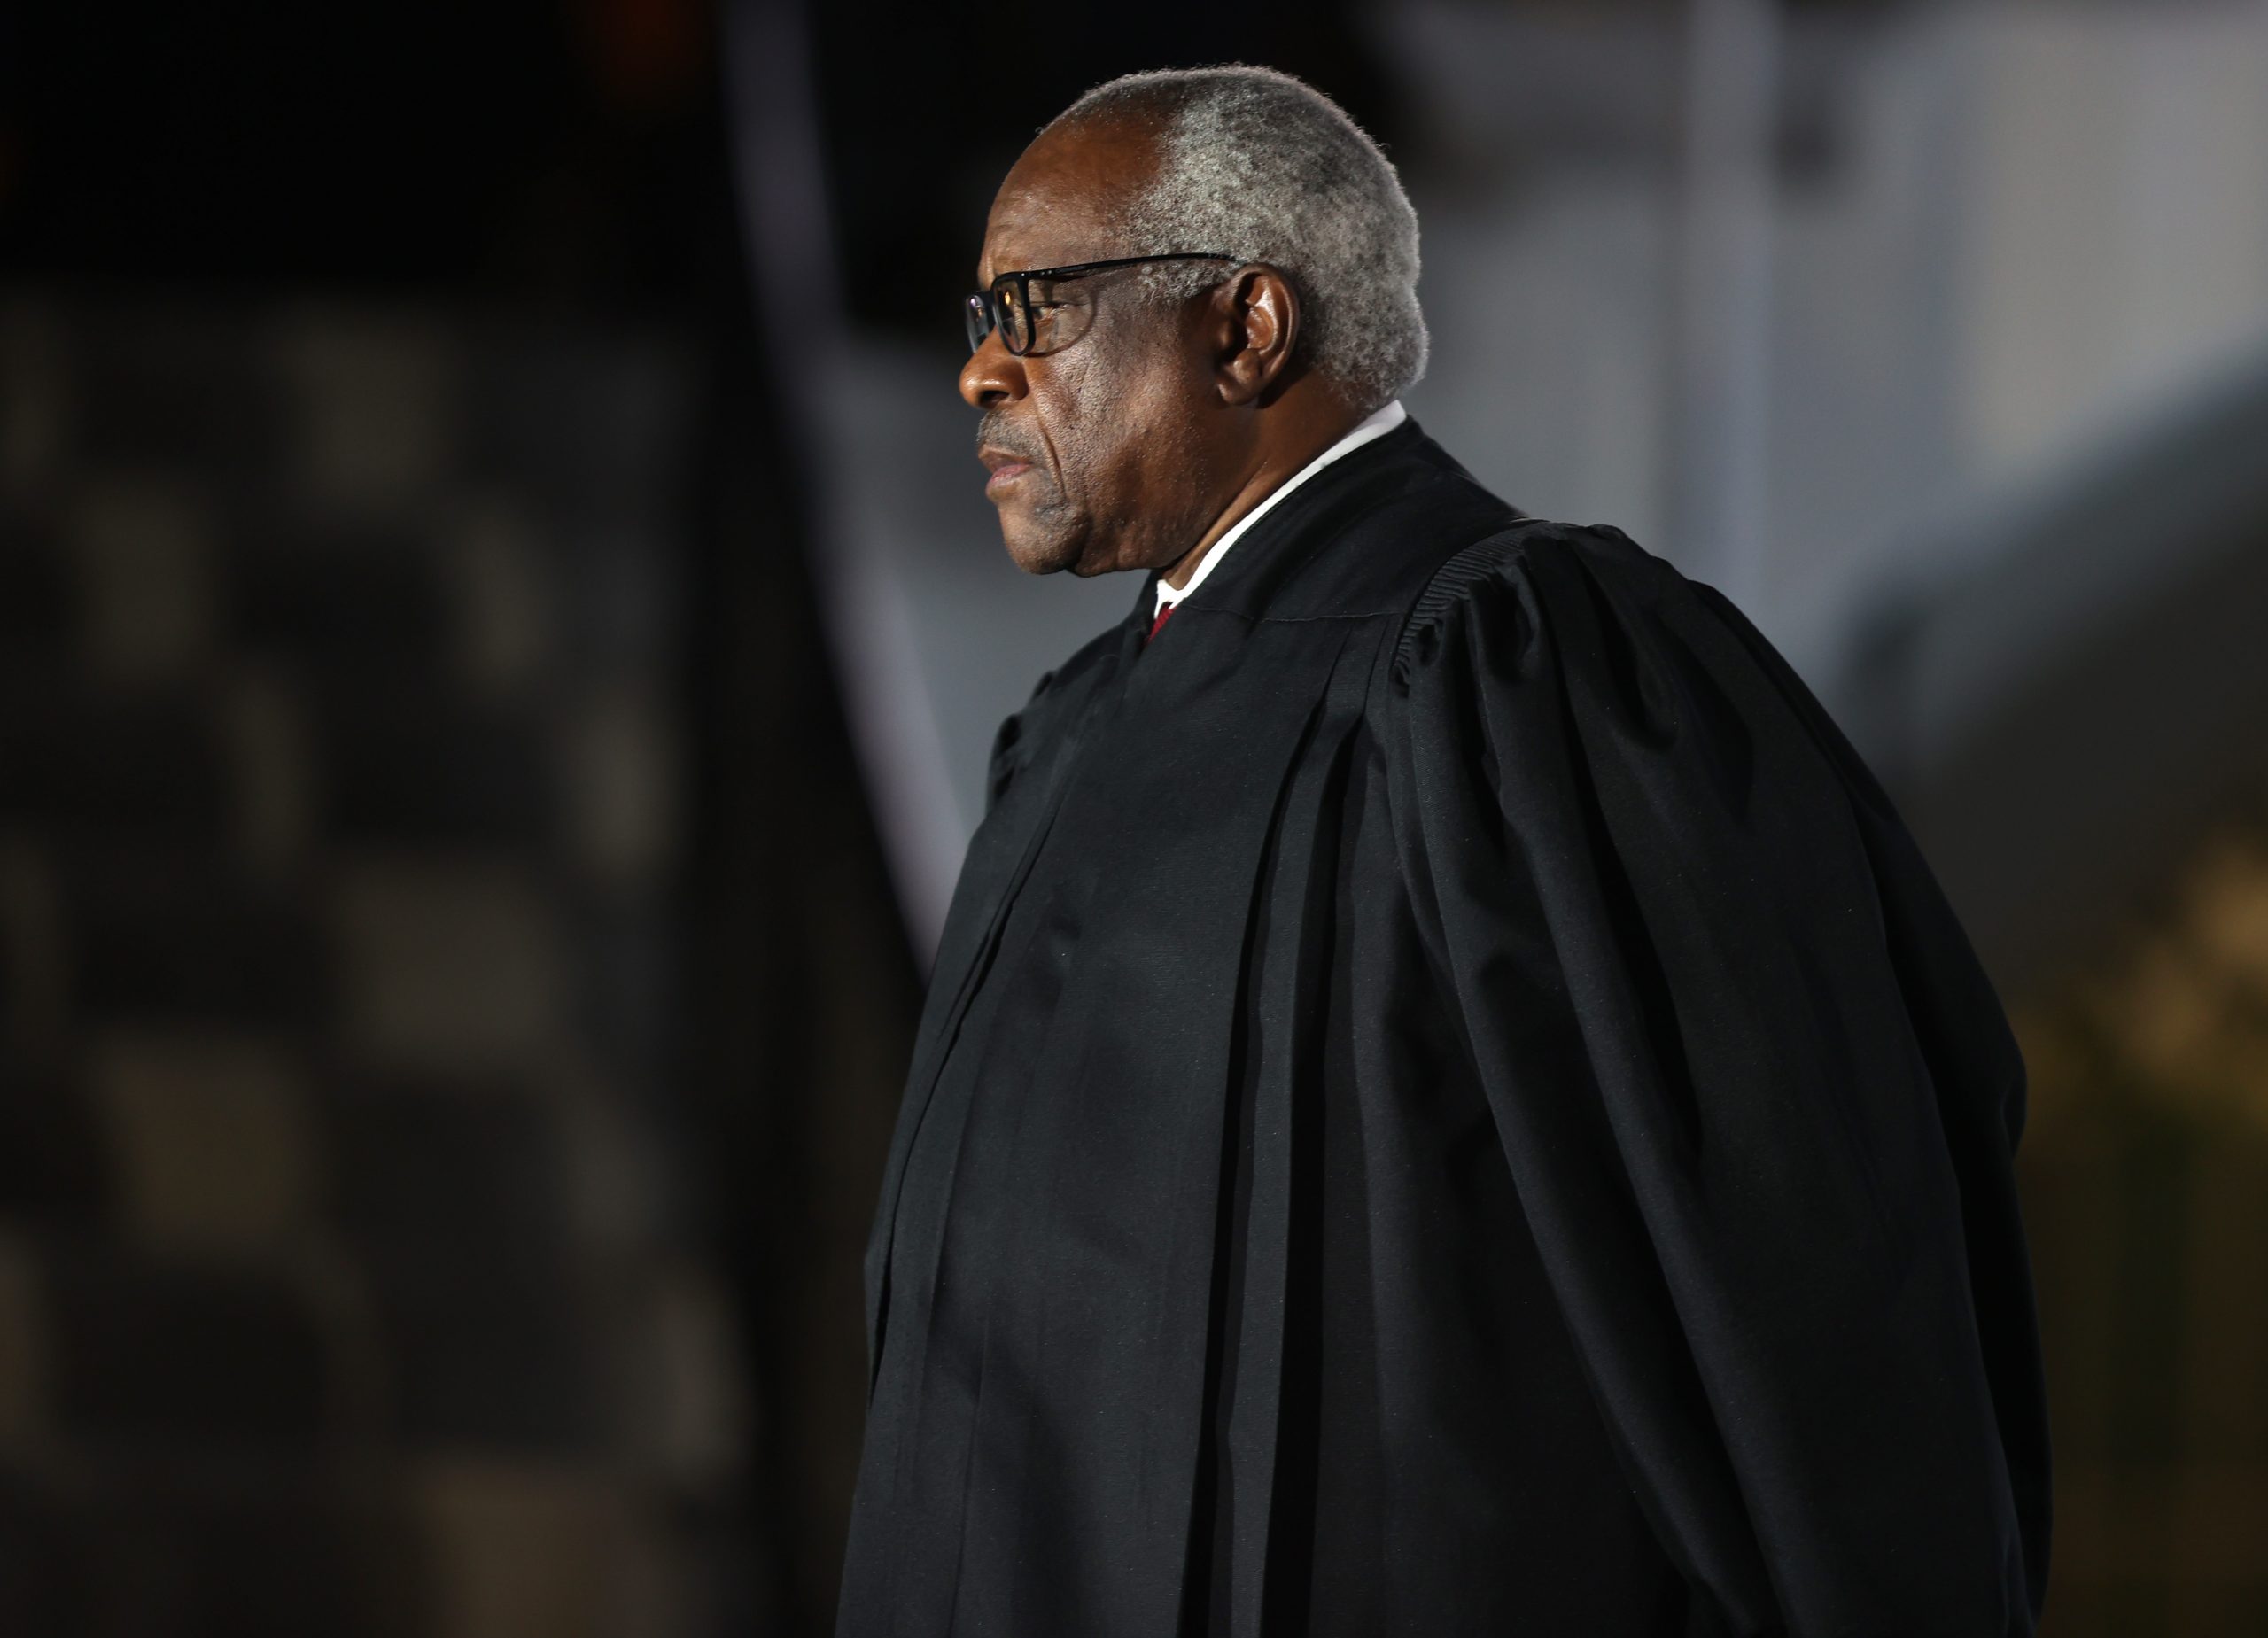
left=838, top=419, right=2051, bottom=1638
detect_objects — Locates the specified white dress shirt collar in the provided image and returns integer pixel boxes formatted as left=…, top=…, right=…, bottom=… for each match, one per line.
left=1152, top=399, right=1408, bottom=617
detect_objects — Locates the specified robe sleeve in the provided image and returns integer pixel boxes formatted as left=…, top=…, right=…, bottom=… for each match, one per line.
left=1376, top=523, right=2050, bottom=1637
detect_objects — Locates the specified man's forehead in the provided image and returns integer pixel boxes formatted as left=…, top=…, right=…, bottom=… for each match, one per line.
left=978, top=118, right=1159, bottom=282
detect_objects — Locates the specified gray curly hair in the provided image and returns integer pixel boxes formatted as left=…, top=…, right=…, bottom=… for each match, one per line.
left=1052, top=65, right=1428, bottom=415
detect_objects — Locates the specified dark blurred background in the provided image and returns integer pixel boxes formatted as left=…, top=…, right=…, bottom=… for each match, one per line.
left=3, top=2, right=2266, bottom=1635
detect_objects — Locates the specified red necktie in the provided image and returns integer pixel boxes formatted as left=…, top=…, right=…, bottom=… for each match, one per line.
left=1146, top=601, right=1176, bottom=645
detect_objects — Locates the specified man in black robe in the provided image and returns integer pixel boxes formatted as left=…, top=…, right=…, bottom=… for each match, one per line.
left=839, top=66, right=2050, bottom=1638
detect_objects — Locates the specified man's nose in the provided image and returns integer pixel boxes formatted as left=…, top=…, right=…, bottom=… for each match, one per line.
left=959, top=332, right=1028, bottom=409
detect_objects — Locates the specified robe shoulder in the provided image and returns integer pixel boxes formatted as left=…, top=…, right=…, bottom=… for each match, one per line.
left=1376, top=512, right=1952, bottom=900
left=1385, top=517, right=1678, bottom=689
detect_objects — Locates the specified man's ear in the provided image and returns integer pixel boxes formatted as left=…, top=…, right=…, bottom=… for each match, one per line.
left=1214, top=265, right=1301, bottom=407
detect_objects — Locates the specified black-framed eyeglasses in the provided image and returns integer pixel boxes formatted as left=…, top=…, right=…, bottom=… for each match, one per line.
left=963, top=252, right=1237, bottom=356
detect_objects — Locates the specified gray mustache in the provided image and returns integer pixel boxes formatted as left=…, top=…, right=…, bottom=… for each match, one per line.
left=976, top=415, right=1042, bottom=467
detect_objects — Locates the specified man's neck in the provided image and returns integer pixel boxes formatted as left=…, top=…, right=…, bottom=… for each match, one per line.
left=1154, top=399, right=1408, bottom=605
left=1161, top=395, right=1374, bottom=592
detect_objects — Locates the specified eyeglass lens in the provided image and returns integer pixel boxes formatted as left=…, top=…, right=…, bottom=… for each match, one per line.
left=965, top=280, right=1036, bottom=356
left=997, top=281, right=1029, bottom=353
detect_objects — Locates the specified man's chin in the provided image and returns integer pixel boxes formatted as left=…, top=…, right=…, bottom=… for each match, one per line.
left=997, top=512, right=1084, bottom=577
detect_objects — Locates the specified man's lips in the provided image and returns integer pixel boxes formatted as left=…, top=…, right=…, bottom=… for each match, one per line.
left=979, top=446, right=1037, bottom=493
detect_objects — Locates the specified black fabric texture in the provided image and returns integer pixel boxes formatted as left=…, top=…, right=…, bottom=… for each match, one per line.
left=836, top=420, right=2050, bottom=1638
